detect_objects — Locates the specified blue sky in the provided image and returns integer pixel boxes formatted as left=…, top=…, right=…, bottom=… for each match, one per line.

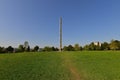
left=0, top=0, right=120, bottom=48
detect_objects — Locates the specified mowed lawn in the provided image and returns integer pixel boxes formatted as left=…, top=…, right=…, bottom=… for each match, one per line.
left=0, top=51, right=120, bottom=80
left=64, top=51, right=120, bottom=80
left=0, top=52, right=71, bottom=80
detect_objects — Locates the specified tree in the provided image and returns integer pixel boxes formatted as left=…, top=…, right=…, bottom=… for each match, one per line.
left=50, top=47, right=59, bottom=51
left=43, top=46, right=52, bottom=51
left=83, top=45, right=90, bottom=50
left=95, top=45, right=101, bottom=50
left=101, top=42, right=110, bottom=50
left=109, top=40, right=120, bottom=50
left=74, top=44, right=80, bottom=51
left=67, top=45, right=74, bottom=51
left=63, top=45, right=74, bottom=51
left=27, top=46, right=30, bottom=52
left=55, top=47, right=59, bottom=51
left=88, top=42, right=101, bottom=50
left=83, top=42, right=101, bottom=51
left=80, top=46, right=83, bottom=51
left=0, top=47, right=2, bottom=53
left=18, top=45, right=24, bottom=52
left=34, top=46, right=39, bottom=52
left=24, top=41, right=30, bottom=52
left=6, top=46, right=14, bottom=53
left=63, top=46, right=68, bottom=51
left=89, top=42, right=96, bottom=50
left=0, top=47, right=5, bottom=53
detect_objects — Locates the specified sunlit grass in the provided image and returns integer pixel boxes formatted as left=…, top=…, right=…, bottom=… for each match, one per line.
left=65, top=51, right=120, bottom=80
left=0, top=51, right=120, bottom=80
left=0, top=52, right=70, bottom=80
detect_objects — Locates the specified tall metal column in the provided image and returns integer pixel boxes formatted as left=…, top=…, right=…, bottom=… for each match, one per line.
left=59, top=17, right=62, bottom=51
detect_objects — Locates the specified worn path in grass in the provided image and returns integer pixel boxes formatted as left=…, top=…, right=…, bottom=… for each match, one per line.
left=60, top=53, right=80, bottom=80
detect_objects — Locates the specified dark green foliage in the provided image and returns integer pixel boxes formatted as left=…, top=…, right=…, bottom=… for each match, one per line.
left=51, top=46, right=59, bottom=51
left=101, top=42, right=110, bottom=50
left=18, top=45, right=24, bottom=52
left=63, top=45, right=74, bottom=51
left=27, top=46, right=30, bottom=52
left=6, top=46, right=14, bottom=53
left=0, top=47, right=6, bottom=53
left=74, top=44, right=80, bottom=51
left=2, top=40, right=120, bottom=53
left=80, top=46, right=83, bottom=51
left=109, top=40, right=120, bottom=50
left=63, top=46, right=67, bottom=51
left=43, top=46, right=52, bottom=51
left=84, top=42, right=101, bottom=51
left=43, top=46, right=58, bottom=51
left=89, top=42, right=96, bottom=50
left=24, top=46, right=30, bottom=52
left=67, top=45, right=74, bottom=51
left=34, top=46, right=39, bottom=52
left=24, top=41, right=30, bottom=52
left=83, top=45, right=90, bottom=50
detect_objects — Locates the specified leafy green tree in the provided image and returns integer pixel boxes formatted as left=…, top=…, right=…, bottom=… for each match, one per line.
left=83, top=45, right=90, bottom=50
left=67, top=45, right=74, bottom=51
left=24, top=41, right=30, bottom=52
left=0, top=47, right=2, bottom=53
left=63, top=46, right=68, bottom=51
left=51, top=46, right=59, bottom=51
left=6, top=46, right=14, bottom=53
left=63, top=45, right=74, bottom=51
left=18, top=45, right=24, bottom=52
left=43, top=46, right=52, bottom=51
left=95, top=45, right=101, bottom=50
left=51, top=46, right=55, bottom=51
left=101, top=42, right=110, bottom=50
left=55, top=47, right=59, bottom=51
left=83, top=42, right=101, bottom=51
left=89, top=42, right=101, bottom=50
left=74, top=44, right=80, bottom=51
left=34, top=46, right=39, bottom=52
left=27, top=46, right=30, bottom=52
left=0, top=47, right=5, bottom=53
left=109, top=40, right=120, bottom=50
left=43, top=46, right=58, bottom=51
left=89, top=42, right=96, bottom=50
left=80, top=46, right=83, bottom=51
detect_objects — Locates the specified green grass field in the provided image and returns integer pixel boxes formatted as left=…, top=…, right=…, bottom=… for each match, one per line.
left=0, top=51, right=120, bottom=80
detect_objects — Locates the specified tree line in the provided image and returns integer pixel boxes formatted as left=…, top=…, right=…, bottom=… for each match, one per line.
left=0, top=41, right=59, bottom=53
left=62, top=40, right=120, bottom=51
left=0, top=40, right=120, bottom=53
left=65, top=40, right=120, bottom=51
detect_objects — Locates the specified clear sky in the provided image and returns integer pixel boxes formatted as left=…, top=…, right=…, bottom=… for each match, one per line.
left=0, top=0, right=120, bottom=48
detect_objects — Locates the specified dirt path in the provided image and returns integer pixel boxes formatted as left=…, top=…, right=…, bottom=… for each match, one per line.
left=62, top=54, right=80, bottom=80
